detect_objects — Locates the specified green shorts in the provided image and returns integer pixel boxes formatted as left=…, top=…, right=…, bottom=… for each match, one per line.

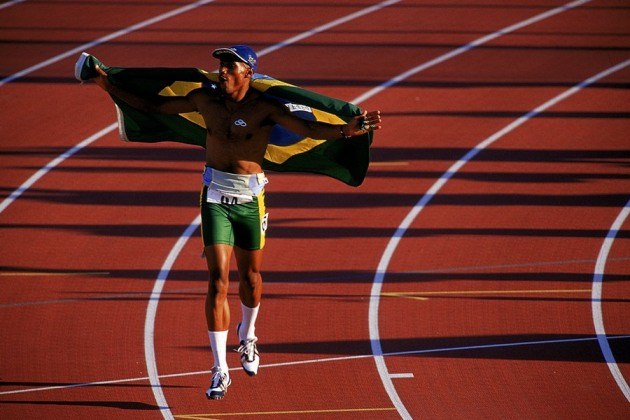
left=200, top=185, right=268, bottom=250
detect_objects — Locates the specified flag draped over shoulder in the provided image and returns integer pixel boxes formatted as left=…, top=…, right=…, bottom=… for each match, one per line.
left=78, top=54, right=372, bottom=186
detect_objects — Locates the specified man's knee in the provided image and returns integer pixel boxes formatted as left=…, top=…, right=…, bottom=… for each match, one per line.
left=240, top=269, right=262, bottom=290
left=207, top=267, right=229, bottom=296
left=204, top=244, right=231, bottom=293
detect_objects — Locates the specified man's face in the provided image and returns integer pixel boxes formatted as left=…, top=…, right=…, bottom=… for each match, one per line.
left=217, top=59, right=251, bottom=94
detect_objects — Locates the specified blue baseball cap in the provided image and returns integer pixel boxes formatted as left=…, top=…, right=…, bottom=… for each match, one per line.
left=212, top=45, right=258, bottom=71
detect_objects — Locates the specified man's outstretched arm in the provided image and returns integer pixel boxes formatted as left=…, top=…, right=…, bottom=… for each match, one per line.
left=92, top=65, right=197, bottom=115
left=270, top=101, right=382, bottom=140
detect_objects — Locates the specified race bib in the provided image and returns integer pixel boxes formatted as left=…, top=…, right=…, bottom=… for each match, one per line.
left=206, top=188, right=253, bottom=205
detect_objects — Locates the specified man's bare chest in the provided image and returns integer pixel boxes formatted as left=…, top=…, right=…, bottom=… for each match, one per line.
left=202, top=102, right=266, bottom=141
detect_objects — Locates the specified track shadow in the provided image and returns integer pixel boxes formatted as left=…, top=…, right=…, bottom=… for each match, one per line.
left=367, top=169, right=630, bottom=183
left=182, top=334, right=630, bottom=363
left=0, top=400, right=162, bottom=410
left=382, top=271, right=629, bottom=284
left=370, top=147, right=630, bottom=163
left=6, top=188, right=627, bottom=209
left=3, top=222, right=625, bottom=240
left=1, top=266, right=627, bottom=285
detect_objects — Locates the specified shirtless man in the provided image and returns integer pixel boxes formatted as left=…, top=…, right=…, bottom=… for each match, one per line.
left=91, top=45, right=381, bottom=400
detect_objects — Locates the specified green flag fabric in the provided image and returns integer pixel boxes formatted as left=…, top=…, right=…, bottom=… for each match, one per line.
left=76, top=54, right=372, bottom=186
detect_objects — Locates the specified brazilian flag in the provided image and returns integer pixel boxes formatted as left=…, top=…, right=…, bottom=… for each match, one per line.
left=76, top=54, right=372, bottom=186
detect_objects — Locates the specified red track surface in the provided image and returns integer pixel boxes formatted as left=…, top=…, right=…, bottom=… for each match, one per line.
left=1, top=1, right=628, bottom=419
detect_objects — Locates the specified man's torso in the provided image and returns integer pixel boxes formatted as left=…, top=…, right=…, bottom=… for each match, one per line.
left=191, top=89, right=276, bottom=174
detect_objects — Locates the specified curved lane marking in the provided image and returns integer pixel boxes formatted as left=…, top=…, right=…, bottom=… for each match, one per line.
left=0, top=123, right=117, bottom=215
left=591, top=199, right=630, bottom=402
left=0, top=0, right=218, bottom=87
left=4, top=334, right=629, bottom=397
left=0, top=0, right=27, bottom=11
left=1, top=0, right=222, bottom=213
left=145, top=215, right=201, bottom=417
left=0, top=0, right=402, bottom=216
left=0, top=1, right=404, bottom=416
left=370, top=56, right=629, bottom=418
left=5, top=0, right=624, bottom=416
left=365, top=0, right=615, bottom=416
left=140, top=2, right=403, bottom=418
left=352, top=0, right=591, bottom=104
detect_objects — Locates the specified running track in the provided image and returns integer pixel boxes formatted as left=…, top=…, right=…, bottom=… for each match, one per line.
left=0, top=1, right=628, bottom=419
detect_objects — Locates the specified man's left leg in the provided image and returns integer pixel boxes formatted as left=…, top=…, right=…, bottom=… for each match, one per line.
left=234, top=247, right=262, bottom=376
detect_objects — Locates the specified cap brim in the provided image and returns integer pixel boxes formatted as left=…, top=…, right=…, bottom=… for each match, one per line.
left=212, top=48, right=246, bottom=64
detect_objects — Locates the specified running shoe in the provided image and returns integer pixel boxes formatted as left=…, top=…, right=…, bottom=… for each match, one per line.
left=205, top=367, right=231, bottom=400
left=236, top=322, right=259, bottom=376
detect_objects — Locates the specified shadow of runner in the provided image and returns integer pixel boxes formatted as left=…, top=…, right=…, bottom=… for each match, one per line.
left=0, top=400, right=163, bottom=410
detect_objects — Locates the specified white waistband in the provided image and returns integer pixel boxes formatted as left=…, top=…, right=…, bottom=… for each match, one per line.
left=202, top=167, right=268, bottom=196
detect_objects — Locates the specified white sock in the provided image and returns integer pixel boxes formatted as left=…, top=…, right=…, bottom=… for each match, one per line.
left=208, top=330, right=229, bottom=375
left=239, top=302, right=259, bottom=341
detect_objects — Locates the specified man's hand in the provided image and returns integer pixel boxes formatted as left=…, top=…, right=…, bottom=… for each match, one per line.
left=93, top=65, right=111, bottom=92
left=342, top=110, right=382, bottom=138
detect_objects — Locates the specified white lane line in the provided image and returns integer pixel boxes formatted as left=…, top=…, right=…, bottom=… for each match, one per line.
left=592, top=199, right=630, bottom=402
left=256, top=0, right=402, bottom=57
left=139, top=1, right=404, bottom=418
left=0, top=0, right=403, bottom=414
left=352, top=0, right=592, bottom=105
left=0, top=0, right=217, bottom=87
left=364, top=1, right=597, bottom=417
left=0, top=0, right=402, bottom=214
left=0, top=0, right=612, bottom=416
left=3, top=334, right=628, bottom=396
left=0, top=0, right=27, bottom=11
left=1, top=0, right=221, bottom=215
left=0, top=123, right=117, bottom=215
left=390, top=373, right=414, bottom=379
left=145, top=215, right=201, bottom=420
left=369, top=57, right=630, bottom=420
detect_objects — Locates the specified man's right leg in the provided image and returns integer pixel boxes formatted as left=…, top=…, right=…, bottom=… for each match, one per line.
left=204, top=243, right=232, bottom=399
left=205, top=243, right=232, bottom=331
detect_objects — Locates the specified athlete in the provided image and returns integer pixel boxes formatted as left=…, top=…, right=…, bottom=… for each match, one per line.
left=90, top=45, right=382, bottom=400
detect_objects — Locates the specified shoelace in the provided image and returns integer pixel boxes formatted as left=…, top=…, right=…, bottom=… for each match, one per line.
left=211, top=369, right=227, bottom=389
left=236, top=338, right=258, bottom=362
